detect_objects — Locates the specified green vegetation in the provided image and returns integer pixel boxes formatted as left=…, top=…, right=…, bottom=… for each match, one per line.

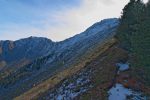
left=116, top=0, right=150, bottom=86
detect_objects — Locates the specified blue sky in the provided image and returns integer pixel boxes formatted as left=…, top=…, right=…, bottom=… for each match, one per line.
left=0, top=0, right=80, bottom=24
left=0, top=0, right=131, bottom=41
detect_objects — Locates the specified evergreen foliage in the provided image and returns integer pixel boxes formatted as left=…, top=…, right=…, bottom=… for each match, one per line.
left=117, top=0, right=150, bottom=85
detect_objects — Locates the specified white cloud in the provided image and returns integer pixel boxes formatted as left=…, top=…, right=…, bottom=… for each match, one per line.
left=44, top=0, right=129, bottom=41
left=0, top=0, right=129, bottom=41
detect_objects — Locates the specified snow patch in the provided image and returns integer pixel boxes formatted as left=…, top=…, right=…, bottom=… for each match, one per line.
left=116, top=63, right=129, bottom=72
left=44, top=68, right=94, bottom=100
left=108, top=83, right=146, bottom=100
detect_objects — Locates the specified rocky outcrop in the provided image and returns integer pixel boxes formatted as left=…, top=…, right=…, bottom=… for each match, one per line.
left=0, top=42, right=2, bottom=54
left=0, top=47, right=2, bottom=54
left=0, top=41, right=15, bottom=54
left=8, top=41, right=15, bottom=50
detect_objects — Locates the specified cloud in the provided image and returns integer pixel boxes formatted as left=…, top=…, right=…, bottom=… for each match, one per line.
left=0, top=0, right=129, bottom=41
left=44, top=0, right=129, bottom=41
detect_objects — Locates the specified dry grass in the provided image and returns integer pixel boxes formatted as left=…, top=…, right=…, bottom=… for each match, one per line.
left=79, top=45, right=128, bottom=100
left=0, top=59, right=31, bottom=80
left=14, top=38, right=116, bottom=100
left=0, top=61, right=6, bottom=71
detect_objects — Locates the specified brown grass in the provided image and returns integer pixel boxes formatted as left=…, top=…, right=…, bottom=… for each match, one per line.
left=79, top=45, right=128, bottom=100
left=14, top=38, right=117, bottom=100
left=0, top=61, right=6, bottom=70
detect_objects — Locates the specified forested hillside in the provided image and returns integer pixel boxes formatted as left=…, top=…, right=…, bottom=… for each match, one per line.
left=116, top=0, right=150, bottom=86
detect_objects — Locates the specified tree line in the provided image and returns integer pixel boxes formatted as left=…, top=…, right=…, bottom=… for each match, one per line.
left=116, top=0, right=150, bottom=85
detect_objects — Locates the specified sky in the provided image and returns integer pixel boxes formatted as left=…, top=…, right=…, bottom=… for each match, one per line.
left=0, top=0, right=148, bottom=41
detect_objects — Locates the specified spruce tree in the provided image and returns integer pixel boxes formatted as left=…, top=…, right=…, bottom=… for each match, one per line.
left=116, top=0, right=136, bottom=50
left=117, top=0, right=150, bottom=86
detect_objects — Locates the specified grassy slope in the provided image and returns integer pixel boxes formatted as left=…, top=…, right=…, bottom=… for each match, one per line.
left=14, top=38, right=116, bottom=100
left=78, top=45, right=128, bottom=100
left=14, top=39, right=150, bottom=100
left=78, top=45, right=150, bottom=99
left=38, top=44, right=128, bottom=100
left=38, top=41, right=149, bottom=100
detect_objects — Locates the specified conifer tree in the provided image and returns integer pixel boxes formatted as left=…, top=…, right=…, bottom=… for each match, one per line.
left=117, top=0, right=136, bottom=50
left=117, top=0, right=150, bottom=85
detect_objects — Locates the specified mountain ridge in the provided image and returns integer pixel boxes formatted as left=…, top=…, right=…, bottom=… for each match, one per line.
left=0, top=18, right=119, bottom=100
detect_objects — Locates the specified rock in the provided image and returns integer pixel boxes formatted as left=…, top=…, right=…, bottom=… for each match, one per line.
left=0, top=47, right=2, bottom=54
left=116, top=63, right=129, bottom=72
left=8, top=41, right=15, bottom=50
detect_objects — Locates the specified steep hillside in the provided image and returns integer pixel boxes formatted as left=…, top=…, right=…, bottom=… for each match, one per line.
left=116, top=0, right=150, bottom=92
left=40, top=45, right=128, bottom=100
left=0, top=18, right=119, bottom=99
left=15, top=38, right=117, bottom=100
left=16, top=40, right=149, bottom=100
left=0, top=37, right=54, bottom=64
left=0, top=37, right=55, bottom=78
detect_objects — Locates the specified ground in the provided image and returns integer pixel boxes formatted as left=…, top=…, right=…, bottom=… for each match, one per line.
left=14, top=39, right=150, bottom=100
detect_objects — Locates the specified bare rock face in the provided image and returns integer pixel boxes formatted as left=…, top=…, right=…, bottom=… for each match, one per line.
left=8, top=41, right=15, bottom=50
left=0, top=42, right=2, bottom=54
left=0, top=47, right=2, bottom=54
